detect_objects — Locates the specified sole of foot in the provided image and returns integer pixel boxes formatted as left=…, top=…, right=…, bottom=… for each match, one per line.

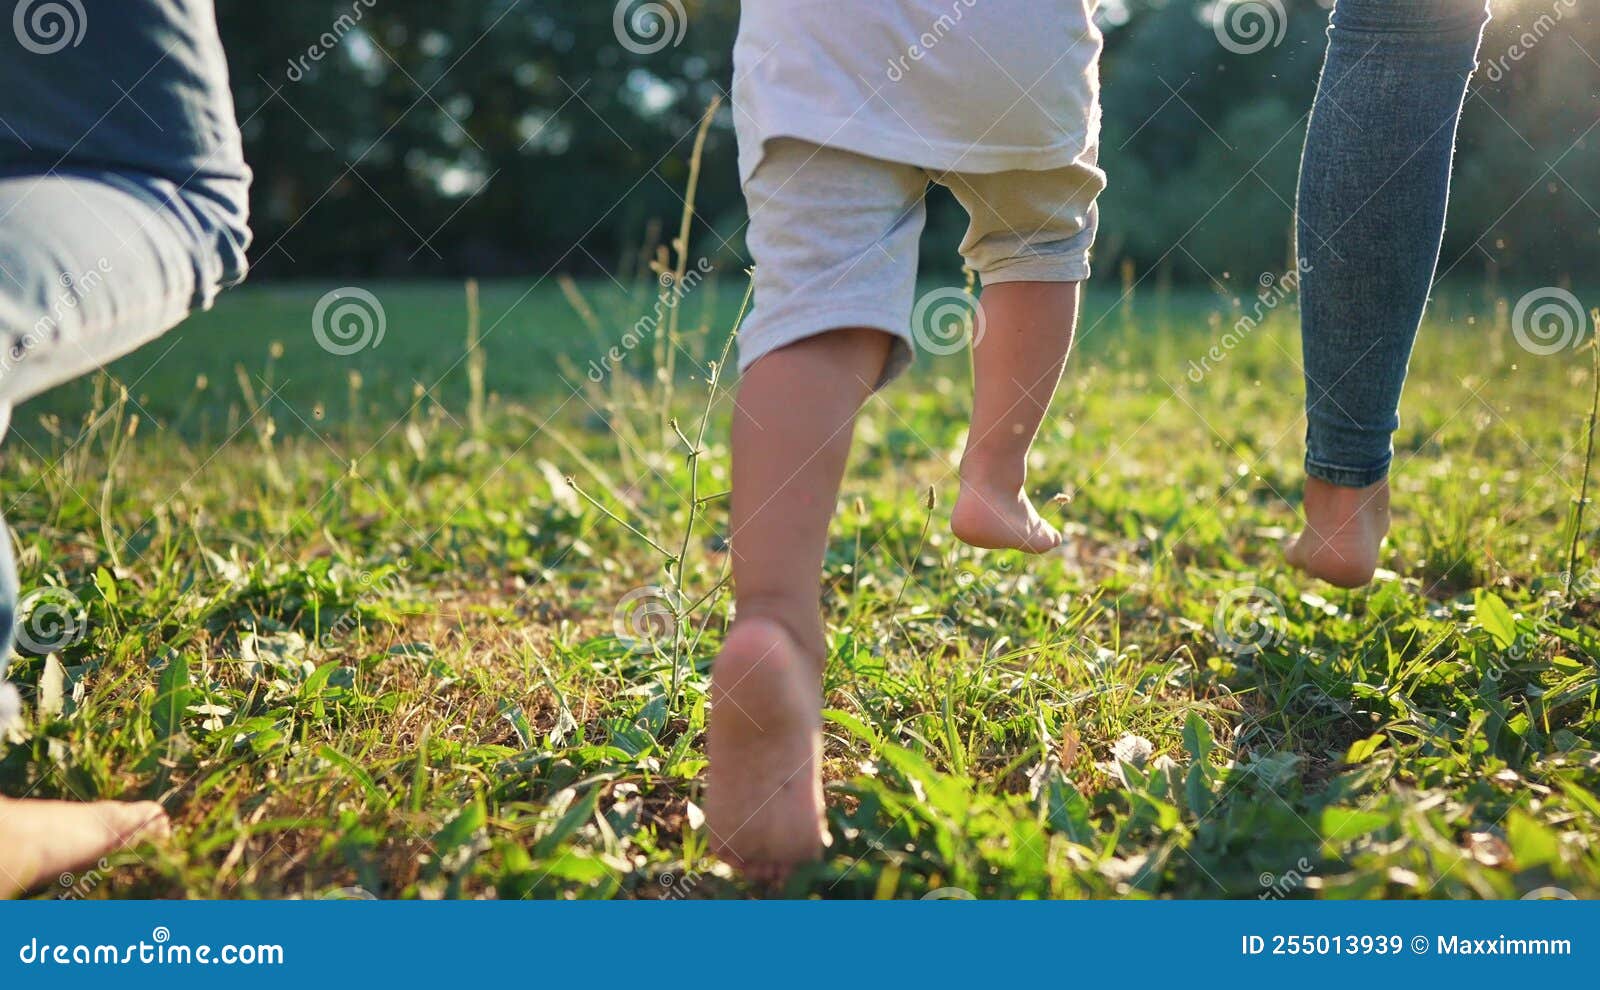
left=0, top=798, right=169, bottom=897
left=951, top=481, right=1062, bottom=554
left=706, top=617, right=828, bottom=885
left=1285, top=477, right=1391, bottom=588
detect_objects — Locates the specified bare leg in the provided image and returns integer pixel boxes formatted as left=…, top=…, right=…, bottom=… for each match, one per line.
left=952, top=281, right=1079, bottom=554
left=707, top=327, right=890, bottom=880
left=1285, top=477, right=1391, bottom=588
left=0, top=798, right=169, bottom=898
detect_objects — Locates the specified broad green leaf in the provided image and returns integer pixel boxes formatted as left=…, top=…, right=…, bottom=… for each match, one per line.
left=1182, top=711, right=1214, bottom=764
left=1319, top=806, right=1392, bottom=841
left=1043, top=776, right=1095, bottom=845
left=824, top=708, right=883, bottom=749
left=1345, top=733, right=1388, bottom=765
left=1474, top=590, right=1518, bottom=649
left=151, top=654, right=193, bottom=741
left=93, top=567, right=118, bottom=606
left=1507, top=810, right=1561, bottom=869
left=533, top=787, right=601, bottom=859
left=434, top=799, right=487, bottom=851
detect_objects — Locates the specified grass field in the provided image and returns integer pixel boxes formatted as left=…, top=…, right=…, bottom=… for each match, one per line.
left=2, top=262, right=1598, bottom=899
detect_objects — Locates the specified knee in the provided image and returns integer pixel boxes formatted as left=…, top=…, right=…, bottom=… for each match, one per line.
left=173, top=182, right=253, bottom=302
left=0, top=239, right=73, bottom=352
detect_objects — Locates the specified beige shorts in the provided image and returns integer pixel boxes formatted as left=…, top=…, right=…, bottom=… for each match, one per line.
left=739, top=137, right=1105, bottom=388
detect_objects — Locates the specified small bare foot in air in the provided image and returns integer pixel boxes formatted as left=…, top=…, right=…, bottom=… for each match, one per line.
left=706, top=617, right=828, bottom=883
left=951, top=477, right=1063, bottom=554
left=0, top=798, right=170, bottom=897
left=1285, top=476, right=1391, bottom=588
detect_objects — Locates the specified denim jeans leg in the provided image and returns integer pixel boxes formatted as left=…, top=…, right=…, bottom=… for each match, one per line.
left=1296, top=0, right=1490, bottom=488
left=0, top=0, right=251, bottom=647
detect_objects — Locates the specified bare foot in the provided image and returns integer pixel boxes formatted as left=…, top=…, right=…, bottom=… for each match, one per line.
left=706, top=617, right=828, bottom=883
left=0, top=798, right=170, bottom=897
left=1285, top=477, right=1391, bottom=588
left=951, top=479, right=1062, bottom=554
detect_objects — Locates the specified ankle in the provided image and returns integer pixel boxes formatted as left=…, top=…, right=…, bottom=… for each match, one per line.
left=729, top=595, right=826, bottom=668
left=959, top=450, right=1027, bottom=494
left=1304, top=476, right=1390, bottom=521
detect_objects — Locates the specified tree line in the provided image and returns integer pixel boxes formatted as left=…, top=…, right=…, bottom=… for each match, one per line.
left=215, top=0, right=1596, bottom=289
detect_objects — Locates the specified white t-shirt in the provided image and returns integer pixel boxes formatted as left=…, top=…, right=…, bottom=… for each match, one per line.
left=732, top=0, right=1103, bottom=183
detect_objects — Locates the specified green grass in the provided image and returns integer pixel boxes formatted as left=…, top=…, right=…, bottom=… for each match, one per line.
left=2, top=269, right=1598, bottom=900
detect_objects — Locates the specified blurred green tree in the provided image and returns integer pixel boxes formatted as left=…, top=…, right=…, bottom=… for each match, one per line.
left=213, top=0, right=1598, bottom=289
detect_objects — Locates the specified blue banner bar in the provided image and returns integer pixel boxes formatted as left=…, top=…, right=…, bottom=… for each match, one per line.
left=1, top=901, right=1592, bottom=987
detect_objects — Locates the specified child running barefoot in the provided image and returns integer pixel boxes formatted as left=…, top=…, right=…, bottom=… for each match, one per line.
left=707, top=0, right=1106, bottom=877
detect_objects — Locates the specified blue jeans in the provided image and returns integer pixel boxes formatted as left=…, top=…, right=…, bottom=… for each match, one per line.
left=1297, top=0, right=1489, bottom=488
left=0, top=0, right=250, bottom=656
